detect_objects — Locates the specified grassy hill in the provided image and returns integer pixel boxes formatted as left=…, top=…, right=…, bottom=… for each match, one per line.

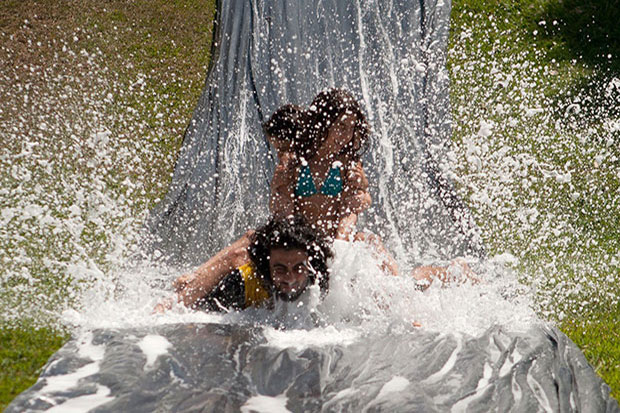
left=0, top=0, right=618, bottom=408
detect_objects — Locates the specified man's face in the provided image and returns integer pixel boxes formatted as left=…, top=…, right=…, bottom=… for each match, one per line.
left=269, top=248, right=311, bottom=301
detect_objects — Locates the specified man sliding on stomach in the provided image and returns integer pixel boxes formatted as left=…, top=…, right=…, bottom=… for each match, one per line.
left=155, top=215, right=332, bottom=312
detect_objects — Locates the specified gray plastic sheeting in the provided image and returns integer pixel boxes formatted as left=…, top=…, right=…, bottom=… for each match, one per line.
left=145, top=0, right=484, bottom=267
left=7, top=324, right=619, bottom=412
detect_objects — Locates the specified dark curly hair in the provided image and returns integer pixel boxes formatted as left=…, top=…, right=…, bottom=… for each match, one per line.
left=301, top=88, right=371, bottom=160
left=248, top=215, right=332, bottom=297
left=262, top=104, right=309, bottom=148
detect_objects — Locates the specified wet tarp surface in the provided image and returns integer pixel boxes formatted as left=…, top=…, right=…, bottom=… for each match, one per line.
left=145, top=0, right=484, bottom=267
left=7, top=324, right=618, bottom=412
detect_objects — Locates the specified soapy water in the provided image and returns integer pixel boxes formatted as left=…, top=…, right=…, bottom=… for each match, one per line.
left=9, top=242, right=567, bottom=413
left=61, top=238, right=538, bottom=341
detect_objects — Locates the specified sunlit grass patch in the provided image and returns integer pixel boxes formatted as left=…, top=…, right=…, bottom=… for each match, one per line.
left=0, top=0, right=215, bottom=321
left=0, top=0, right=216, bottom=405
left=0, top=321, right=69, bottom=411
left=560, top=308, right=620, bottom=401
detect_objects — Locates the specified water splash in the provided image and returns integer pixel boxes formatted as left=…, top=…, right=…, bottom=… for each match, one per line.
left=0, top=0, right=616, bottom=358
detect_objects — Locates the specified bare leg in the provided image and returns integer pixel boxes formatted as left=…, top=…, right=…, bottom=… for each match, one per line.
left=411, top=259, right=478, bottom=291
left=353, top=232, right=399, bottom=276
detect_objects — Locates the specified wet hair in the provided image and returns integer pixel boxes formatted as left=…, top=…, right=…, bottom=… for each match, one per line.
left=303, top=88, right=371, bottom=160
left=248, top=215, right=332, bottom=297
left=262, top=104, right=308, bottom=148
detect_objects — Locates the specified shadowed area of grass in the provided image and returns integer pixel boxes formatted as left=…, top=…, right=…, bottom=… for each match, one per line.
left=450, top=0, right=619, bottom=400
left=536, top=0, right=620, bottom=73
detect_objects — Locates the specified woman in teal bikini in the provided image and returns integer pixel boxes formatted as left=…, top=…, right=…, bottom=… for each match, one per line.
left=270, top=88, right=372, bottom=241
left=279, top=89, right=474, bottom=285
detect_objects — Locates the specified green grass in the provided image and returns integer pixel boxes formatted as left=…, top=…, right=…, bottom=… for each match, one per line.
left=0, top=323, right=68, bottom=412
left=0, top=0, right=216, bottom=408
left=560, top=309, right=620, bottom=396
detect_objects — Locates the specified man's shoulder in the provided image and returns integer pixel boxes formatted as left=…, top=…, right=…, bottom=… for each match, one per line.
left=238, top=263, right=271, bottom=307
left=197, top=263, right=271, bottom=312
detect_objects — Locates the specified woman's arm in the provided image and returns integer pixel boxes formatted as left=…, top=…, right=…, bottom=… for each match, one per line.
left=336, top=212, right=358, bottom=240
left=336, top=161, right=371, bottom=239
left=344, top=161, right=371, bottom=213
left=269, top=154, right=296, bottom=216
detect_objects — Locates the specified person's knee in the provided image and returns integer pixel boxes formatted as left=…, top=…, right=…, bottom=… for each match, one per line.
left=365, top=233, right=382, bottom=246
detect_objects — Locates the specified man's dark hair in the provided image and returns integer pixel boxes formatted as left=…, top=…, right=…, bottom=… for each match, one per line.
left=302, top=88, right=371, bottom=160
left=248, top=215, right=332, bottom=296
left=262, top=104, right=308, bottom=146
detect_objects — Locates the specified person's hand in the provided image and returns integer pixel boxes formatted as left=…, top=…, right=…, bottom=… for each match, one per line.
left=344, top=191, right=371, bottom=214
left=172, top=273, right=194, bottom=293
left=449, top=258, right=480, bottom=285
left=152, top=297, right=174, bottom=314
left=347, top=162, right=369, bottom=191
left=411, top=259, right=480, bottom=290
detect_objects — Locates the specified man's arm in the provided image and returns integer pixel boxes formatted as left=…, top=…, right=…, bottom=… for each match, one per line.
left=154, top=233, right=251, bottom=313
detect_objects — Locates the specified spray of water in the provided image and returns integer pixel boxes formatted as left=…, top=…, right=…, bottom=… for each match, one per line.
left=0, top=2, right=616, bottom=351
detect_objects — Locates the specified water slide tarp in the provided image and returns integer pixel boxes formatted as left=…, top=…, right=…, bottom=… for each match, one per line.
left=8, top=0, right=619, bottom=411
left=6, top=324, right=619, bottom=412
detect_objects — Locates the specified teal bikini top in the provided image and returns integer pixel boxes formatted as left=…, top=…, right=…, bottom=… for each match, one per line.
left=295, top=161, right=343, bottom=197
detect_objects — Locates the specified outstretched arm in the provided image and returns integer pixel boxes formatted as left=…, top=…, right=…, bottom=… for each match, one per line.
left=411, top=259, right=478, bottom=290
left=154, top=231, right=252, bottom=312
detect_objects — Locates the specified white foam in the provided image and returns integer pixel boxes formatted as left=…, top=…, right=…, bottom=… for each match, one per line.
left=240, top=394, right=290, bottom=413
left=59, top=237, right=538, bottom=349
left=38, top=362, right=101, bottom=395
left=33, top=332, right=114, bottom=410
left=137, top=334, right=172, bottom=370
left=526, top=360, right=553, bottom=413
left=450, top=363, right=494, bottom=412
left=423, top=336, right=463, bottom=385
left=263, top=325, right=360, bottom=350
left=319, top=241, right=538, bottom=336
left=45, top=385, right=113, bottom=413
left=376, top=376, right=410, bottom=399
left=37, top=332, right=105, bottom=395
left=499, top=348, right=523, bottom=377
